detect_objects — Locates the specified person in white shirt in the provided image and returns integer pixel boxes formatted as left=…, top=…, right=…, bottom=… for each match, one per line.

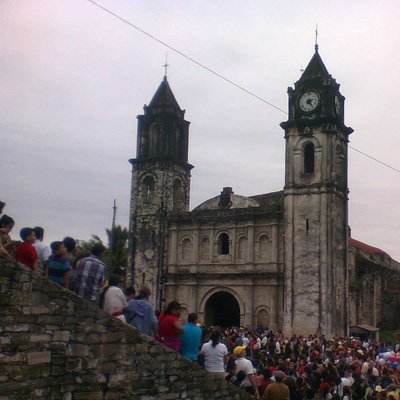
left=200, top=330, right=228, bottom=376
left=100, top=275, right=127, bottom=322
left=275, top=339, right=281, bottom=355
left=338, top=370, right=354, bottom=398
left=261, top=334, right=268, bottom=349
left=33, top=226, right=51, bottom=274
left=234, top=345, right=259, bottom=399
left=242, top=335, right=250, bottom=348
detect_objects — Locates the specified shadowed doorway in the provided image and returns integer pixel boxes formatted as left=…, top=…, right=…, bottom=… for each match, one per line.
left=204, top=291, right=240, bottom=328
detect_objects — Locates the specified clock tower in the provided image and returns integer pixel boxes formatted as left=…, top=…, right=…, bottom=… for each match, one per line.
left=281, top=46, right=353, bottom=337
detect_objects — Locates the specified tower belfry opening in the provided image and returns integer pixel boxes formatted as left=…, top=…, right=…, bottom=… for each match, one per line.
left=304, top=143, right=315, bottom=173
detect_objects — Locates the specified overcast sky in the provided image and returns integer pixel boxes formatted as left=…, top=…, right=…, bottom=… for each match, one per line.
left=1, top=0, right=399, bottom=260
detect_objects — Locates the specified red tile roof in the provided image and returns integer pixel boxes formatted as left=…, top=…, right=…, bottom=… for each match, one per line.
left=348, top=237, right=391, bottom=259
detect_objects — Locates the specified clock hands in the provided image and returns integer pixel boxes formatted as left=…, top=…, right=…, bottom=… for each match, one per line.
left=299, top=91, right=319, bottom=112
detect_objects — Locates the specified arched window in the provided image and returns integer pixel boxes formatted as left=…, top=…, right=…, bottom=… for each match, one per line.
left=200, top=238, right=210, bottom=261
left=181, top=238, right=192, bottom=262
left=336, top=144, right=345, bottom=187
left=258, top=234, right=271, bottom=261
left=304, top=142, right=315, bottom=174
left=257, top=309, right=270, bottom=329
left=218, top=233, right=230, bottom=255
left=175, top=128, right=182, bottom=160
left=180, top=307, right=189, bottom=323
left=237, top=236, right=248, bottom=260
left=148, top=123, right=159, bottom=157
left=142, top=176, right=155, bottom=203
left=173, top=179, right=184, bottom=211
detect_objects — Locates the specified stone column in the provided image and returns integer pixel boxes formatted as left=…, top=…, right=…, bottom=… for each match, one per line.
left=248, top=222, right=255, bottom=263
left=243, top=285, right=253, bottom=327
left=210, top=224, right=215, bottom=261
left=231, top=225, right=236, bottom=262
left=271, top=223, right=278, bottom=263
left=169, top=223, right=178, bottom=265
left=193, top=224, right=199, bottom=263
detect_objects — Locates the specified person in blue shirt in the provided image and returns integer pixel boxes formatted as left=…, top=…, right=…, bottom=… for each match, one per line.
left=180, top=313, right=202, bottom=362
left=46, top=241, right=70, bottom=288
left=125, top=286, right=158, bottom=337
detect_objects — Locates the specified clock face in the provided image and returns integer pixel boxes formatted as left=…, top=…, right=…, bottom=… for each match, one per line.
left=335, top=94, right=341, bottom=115
left=299, top=91, right=319, bottom=112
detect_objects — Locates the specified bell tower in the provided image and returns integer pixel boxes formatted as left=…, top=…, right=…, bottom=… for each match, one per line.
left=281, top=46, right=353, bottom=337
left=128, top=76, right=192, bottom=309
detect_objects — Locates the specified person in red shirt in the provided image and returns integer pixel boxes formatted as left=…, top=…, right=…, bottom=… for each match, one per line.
left=157, top=300, right=183, bottom=351
left=15, top=227, right=39, bottom=272
left=259, top=368, right=275, bottom=397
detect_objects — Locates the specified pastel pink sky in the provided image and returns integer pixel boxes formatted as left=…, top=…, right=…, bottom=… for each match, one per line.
left=1, top=0, right=399, bottom=260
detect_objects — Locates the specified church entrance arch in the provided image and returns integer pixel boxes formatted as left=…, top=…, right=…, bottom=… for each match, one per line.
left=204, top=291, right=240, bottom=328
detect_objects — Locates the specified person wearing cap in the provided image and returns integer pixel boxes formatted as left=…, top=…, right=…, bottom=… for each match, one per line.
left=234, top=345, right=260, bottom=398
left=388, top=390, right=399, bottom=400
left=261, top=370, right=289, bottom=400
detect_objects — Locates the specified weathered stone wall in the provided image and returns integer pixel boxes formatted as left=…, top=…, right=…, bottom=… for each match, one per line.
left=165, top=212, right=284, bottom=330
left=129, top=159, right=191, bottom=306
left=348, top=249, right=400, bottom=330
left=0, top=255, right=252, bottom=400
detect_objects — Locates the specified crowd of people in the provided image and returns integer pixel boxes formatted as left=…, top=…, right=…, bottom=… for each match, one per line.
left=0, top=200, right=107, bottom=300
left=1, top=201, right=399, bottom=400
left=124, top=297, right=400, bottom=400
left=105, top=285, right=400, bottom=400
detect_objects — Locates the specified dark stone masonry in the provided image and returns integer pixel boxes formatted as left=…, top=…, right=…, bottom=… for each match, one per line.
left=0, top=255, right=252, bottom=400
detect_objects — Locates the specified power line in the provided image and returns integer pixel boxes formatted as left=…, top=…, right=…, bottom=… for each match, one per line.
left=86, top=0, right=287, bottom=114
left=87, top=0, right=400, bottom=175
left=348, top=145, right=400, bottom=173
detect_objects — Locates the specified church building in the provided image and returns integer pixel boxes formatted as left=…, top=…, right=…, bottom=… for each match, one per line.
left=128, top=47, right=400, bottom=338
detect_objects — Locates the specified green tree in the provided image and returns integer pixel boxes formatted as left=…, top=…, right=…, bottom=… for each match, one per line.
left=75, top=236, right=102, bottom=252
left=105, top=225, right=129, bottom=276
left=76, top=227, right=129, bottom=276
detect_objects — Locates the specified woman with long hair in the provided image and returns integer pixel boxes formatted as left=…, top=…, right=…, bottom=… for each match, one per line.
left=0, top=215, right=15, bottom=257
left=157, top=300, right=183, bottom=351
left=200, top=329, right=228, bottom=376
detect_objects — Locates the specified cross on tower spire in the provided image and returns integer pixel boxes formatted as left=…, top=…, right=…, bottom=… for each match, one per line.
left=315, top=24, right=319, bottom=52
left=162, top=53, right=169, bottom=77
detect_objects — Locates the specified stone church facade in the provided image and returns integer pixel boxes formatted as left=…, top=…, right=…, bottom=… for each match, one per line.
left=128, top=48, right=400, bottom=338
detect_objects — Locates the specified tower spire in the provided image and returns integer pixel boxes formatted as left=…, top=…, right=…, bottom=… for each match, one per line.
left=315, top=24, right=319, bottom=52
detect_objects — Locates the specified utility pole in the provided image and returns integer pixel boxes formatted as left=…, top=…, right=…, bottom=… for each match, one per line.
left=110, top=199, right=117, bottom=248
left=112, top=199, right=117, bottom=230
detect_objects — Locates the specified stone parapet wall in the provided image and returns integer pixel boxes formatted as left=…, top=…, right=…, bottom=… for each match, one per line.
left=0, top=256, right=251, bottom=400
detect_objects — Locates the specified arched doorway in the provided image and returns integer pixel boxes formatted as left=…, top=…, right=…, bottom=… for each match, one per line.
left=204, top=291, right=240, bottom=328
